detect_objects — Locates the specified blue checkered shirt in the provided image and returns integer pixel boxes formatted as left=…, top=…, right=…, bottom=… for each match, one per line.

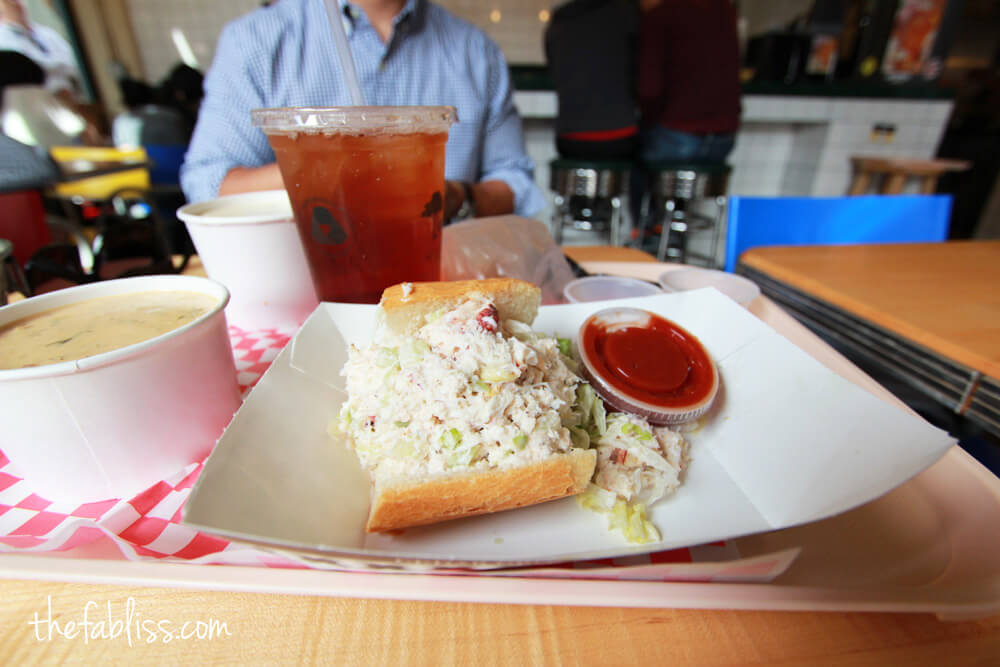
left=181, top=0, right=544, bottom=217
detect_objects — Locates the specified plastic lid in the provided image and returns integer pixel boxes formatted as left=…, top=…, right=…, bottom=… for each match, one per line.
left=576, top=307, right=719, bottom=425
left=251, top=106, right=457, bottom=135
left=563, top=276, right=662, bottom=303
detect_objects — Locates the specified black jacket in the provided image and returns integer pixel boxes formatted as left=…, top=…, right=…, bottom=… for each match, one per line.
left=544, top=0, right=639, bottom=137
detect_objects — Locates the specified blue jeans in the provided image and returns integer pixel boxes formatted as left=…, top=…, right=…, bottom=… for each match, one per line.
left=630, top=126, right=735, bottom=252
left=639, top=125, right=735, bottom=163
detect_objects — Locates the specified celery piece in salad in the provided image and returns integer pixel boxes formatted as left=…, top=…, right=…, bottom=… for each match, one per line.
left=398, top=338, right=430, bottom=366
left=447, top=444, right=482, bottom=468
left=609, top=500, right=660, bottom=544
left=392, top=441, right=417, bottom=458
left=568, top=425, right=591, bottom=449
left=575, top=383, right=608, bottom=436
left=556, top=337, right=572, bottom=357
left=561, top=355, right=580, bottom=374
left=591, top=395, right=607, bottom=436
left=481, top=364, right=518, bottom=383
left=375, top=346, right=398, bottom=368
left=575, top=383, right=596, bottom=423
left=578, top=485, right=661, bottom=544
left=440, top=427, right=462, bottom=450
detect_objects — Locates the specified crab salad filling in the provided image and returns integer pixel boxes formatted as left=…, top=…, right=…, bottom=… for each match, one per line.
left=337, top=296, right=690, bottom=543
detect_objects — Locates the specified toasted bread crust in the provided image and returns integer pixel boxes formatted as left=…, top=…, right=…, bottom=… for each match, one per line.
left=366, top=448, right=596, bottom=532
left=377, top=278, right=541, bottom=337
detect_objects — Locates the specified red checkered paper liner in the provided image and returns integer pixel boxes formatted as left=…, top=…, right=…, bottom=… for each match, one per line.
left=0, top=324, right=797, bottom=582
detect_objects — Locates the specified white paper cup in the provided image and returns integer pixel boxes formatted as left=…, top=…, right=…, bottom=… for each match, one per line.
left=0, top=275, right=242, bottom=503
left=177, top=190, right=319, bottom=330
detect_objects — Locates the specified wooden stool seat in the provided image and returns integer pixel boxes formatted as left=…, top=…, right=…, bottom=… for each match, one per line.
left=848, top=156, right=971, bottom=195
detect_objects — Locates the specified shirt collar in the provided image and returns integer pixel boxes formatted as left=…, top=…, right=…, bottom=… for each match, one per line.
left=339, top=0, right=424, bottom=38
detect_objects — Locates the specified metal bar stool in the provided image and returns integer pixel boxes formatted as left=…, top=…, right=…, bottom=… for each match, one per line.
left=549, top=157, right=633, bottom=246
left=643, top=161, right=731, bottom=265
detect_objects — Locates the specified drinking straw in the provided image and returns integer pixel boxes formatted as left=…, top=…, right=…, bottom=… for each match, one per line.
left=323, top=0, right=366, bottom=105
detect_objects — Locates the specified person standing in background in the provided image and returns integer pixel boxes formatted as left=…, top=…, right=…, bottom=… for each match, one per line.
left=0, top=0, right=83, bottom=102
left=636, top=0, right=742, bottom=163
left=632, top=0, right=742, bottom=256
left=544, top=0, right=639, bottom=160
left=182, top=0, right=544, bottom=222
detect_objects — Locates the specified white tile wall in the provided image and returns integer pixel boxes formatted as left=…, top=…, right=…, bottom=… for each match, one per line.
left=513, top=91, right=557, bottom=119
left=522, top=116, right=559, bottom=224
left=727, top=123, right=795, bottom=195
left=127, top=0, right=260, bottom=82
left=444, top=0, right=553, bottom=64
left=727, top=96, right=955, bottom=197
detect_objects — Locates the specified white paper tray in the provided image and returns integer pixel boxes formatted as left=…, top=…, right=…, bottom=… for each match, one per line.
left=2, top=262, right=999, bottom=619
left=181, top=287, right=953, bottom=568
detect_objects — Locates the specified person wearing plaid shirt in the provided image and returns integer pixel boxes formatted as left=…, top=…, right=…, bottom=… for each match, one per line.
left=181, top=0, right=544, bottom=221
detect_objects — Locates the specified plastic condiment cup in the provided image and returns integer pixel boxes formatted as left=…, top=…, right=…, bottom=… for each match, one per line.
left=178, top=190, right=319, bottom=330
left=563, top=275, right=662, bottom=303
left=576, top=307, right=719, bottom=425
left=0, top=275, right=242, bottom=503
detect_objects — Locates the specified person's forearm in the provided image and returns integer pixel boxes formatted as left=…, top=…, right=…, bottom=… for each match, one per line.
left=471, top=179, right=515, bottom=217
left=218, top=163, right=285, bottom=197
left=444, top=179, right=516, bottom=220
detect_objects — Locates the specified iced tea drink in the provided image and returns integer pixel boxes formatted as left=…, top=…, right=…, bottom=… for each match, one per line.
left=251, top=107, right=456, bottom=303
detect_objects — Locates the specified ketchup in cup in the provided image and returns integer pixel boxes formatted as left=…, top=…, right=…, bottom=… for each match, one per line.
left=578, top=308, right=719, bottom=424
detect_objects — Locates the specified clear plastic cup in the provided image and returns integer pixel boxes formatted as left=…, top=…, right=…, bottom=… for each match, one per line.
left=251, top=106, right=457, bottom=304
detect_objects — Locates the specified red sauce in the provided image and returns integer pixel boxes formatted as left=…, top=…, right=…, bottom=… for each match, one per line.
left=581, top=312, right=716, bottom=409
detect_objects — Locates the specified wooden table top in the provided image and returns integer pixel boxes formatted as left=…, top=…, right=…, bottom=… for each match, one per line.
left=740, top=240, right=1000, bottom=381
left=0, top=582, right=997, bottom=664
left=3, top=244, right=999, bottom=664
left=562, top=245, right=659, bottom=264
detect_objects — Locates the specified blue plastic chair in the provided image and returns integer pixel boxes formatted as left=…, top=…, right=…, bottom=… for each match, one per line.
left=723, top=195, right=953, bottom=272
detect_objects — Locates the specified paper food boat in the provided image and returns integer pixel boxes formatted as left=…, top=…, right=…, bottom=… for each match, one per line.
left=183, top=289, right=955, bottom=569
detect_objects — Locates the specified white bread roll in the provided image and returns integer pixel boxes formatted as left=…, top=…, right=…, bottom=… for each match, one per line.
left=377, top=278, right=541, bottom=338
left=359, top=278, right=595, bottom=533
